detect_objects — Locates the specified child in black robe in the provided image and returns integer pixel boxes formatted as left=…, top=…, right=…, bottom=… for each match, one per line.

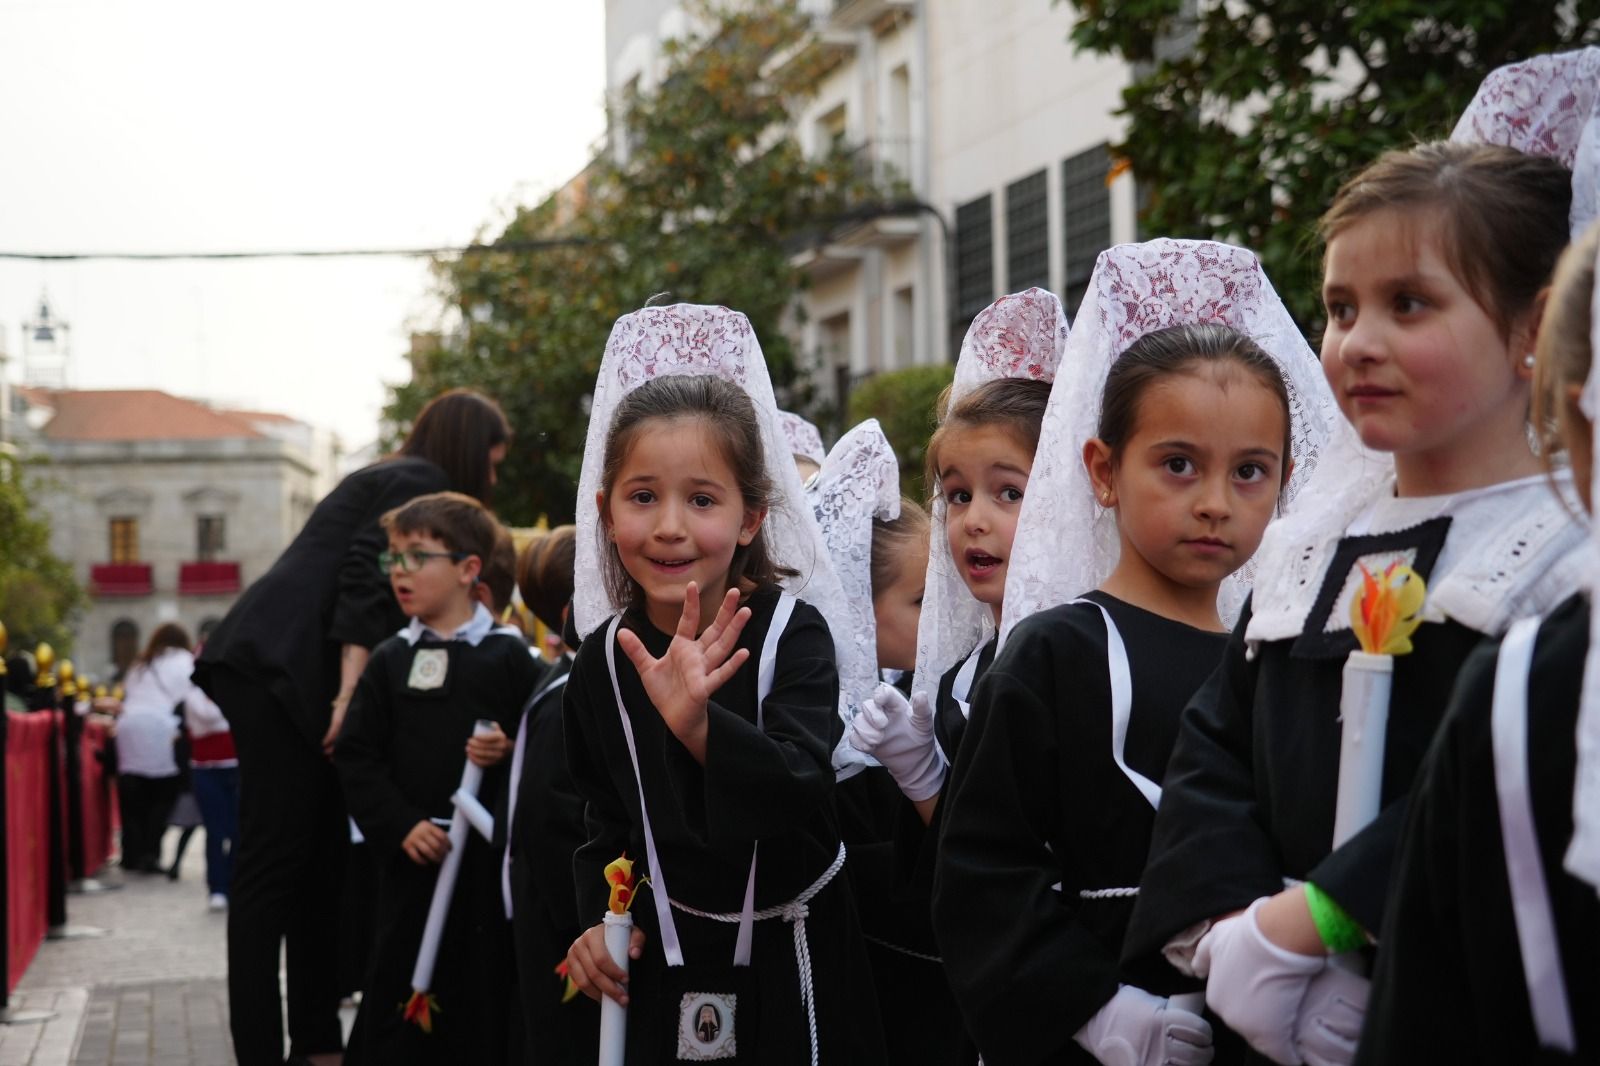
left=1123, top=141, right=1591, bottom=1062
left=934, top=239, right=1329, bottom=1066
left=1355, top=207, right=1600, bottom=1066
left=561, top=306, right=885, bottom=1064
left=846, top=289, right=1067, bottom=1066
left=336, top=494, right=541, bottom=1064
left=503, top=525, right=599, bottom=1064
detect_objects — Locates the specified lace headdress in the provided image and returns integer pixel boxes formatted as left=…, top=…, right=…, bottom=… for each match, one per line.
left=912, top=287, right=1068, bottom=699
left=571, top=305, right=866, bottom=727
left=999, top=240, right=1344, bottom=642
left=1568, top=242, right=1600, bottom=894
left=804, top=418, right=901, bottom=773
left=1452, top=46, right=1600, bottom=236
left=778, top=411, right=826, bottom=465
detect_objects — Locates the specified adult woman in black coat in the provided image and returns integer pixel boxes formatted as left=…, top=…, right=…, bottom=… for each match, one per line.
left=194, top=388, right=511, bottom=1066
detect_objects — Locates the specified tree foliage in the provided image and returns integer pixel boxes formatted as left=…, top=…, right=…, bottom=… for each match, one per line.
left=847, top=364, right=954, bottom=502
left=1062, top=0, right=1600, bottom=326
left=0, top=455, right=83, bottom=655
left=387, top=0, right=881, bottom=525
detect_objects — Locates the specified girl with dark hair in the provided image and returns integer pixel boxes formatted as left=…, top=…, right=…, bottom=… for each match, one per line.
left=932, top=242, right=1334, bottom=1066
left=193, top=386, right=510, bottom=1066
left=117, top=623, right=218, bottom=875
left=561, top=304, right=884, bottom=1064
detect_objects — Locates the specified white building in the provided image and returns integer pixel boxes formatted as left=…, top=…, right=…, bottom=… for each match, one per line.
left=14, top=388, right=327, bottom=681
left=604, top=0, right=1138, bottom=416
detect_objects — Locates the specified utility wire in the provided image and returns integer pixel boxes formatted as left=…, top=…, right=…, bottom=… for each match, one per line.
left=0, top=201, right=949, bottom=263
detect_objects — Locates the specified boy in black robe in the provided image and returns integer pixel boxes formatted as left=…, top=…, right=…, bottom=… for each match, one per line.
left=336, top=493, right=541, bottom=1064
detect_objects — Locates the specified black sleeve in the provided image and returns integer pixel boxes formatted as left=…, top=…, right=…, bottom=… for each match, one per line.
left=565, top=653, right=635, bottom=928
left=933, top=630, right=1118, bottom=1064
left=1125, top=601, right=1286, bottom=964
left=327, top=461, right=447, bottom=649
left=526, top=689, right=590, bottom=937
left=334, top=647, right=429, bottom=856
left=666, top=605, right=838, bottom=846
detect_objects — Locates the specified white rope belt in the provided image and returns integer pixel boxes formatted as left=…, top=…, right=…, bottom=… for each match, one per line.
left=669, top=843, right=847, bottom=1066
left=1078, top=886, right=1140, bottom=900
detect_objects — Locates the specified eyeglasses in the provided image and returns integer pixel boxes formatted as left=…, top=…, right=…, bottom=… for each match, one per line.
left=377, top=549, right=470, bottom=574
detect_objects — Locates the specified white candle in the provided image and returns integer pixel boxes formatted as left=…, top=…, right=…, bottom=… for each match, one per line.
left=1333, top=651, right=1394, bottom=848
left=409, top=719, right=496, bottom=996
left=597, top=910, right=633, bottom=1066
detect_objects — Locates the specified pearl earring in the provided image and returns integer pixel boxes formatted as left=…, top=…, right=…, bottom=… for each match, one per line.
left=1524, top=353, right=1537, bottom=369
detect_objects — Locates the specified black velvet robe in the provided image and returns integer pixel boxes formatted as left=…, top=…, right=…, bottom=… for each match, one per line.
left=933, top=593, right=1227, bottom=1065
left=336, top=629, right=541, bottom=1064
left=505, top=654, right=600, bottom=1065
left=563, top=588, right=886, bottom=1064
left=1356, top=593, right=1600, bottom=1065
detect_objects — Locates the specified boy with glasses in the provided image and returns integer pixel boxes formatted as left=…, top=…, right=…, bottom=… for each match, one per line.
left=337, top=491, right=542, bottom=1064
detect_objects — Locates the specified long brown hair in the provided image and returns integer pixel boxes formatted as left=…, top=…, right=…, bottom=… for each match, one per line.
left=138, top=623, right=192, bottom=666
left=1533, top=220, right=1600, bottom=467
left=398, top=388, right=512, bottom=504
left=598, top=375, right=794, bottom=612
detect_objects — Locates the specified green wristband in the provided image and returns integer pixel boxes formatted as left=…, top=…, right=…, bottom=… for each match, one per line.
left=1305, top=881, right=1368, bottom=954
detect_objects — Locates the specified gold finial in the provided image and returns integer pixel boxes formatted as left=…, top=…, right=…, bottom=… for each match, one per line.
left=59, top=659, right=75, bottom=684
left=0, top=619, right=9, bottom=654
left=94, top=684, right=107, bottom=699
left=35, top=642, right=55, bottom=678
left=60, top=678, right=77, bottom=698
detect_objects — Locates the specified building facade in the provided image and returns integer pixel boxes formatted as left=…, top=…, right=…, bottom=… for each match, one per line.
left=15, top=388, right=326, bottom=681
left=604, top=0, right=1138, bottom=420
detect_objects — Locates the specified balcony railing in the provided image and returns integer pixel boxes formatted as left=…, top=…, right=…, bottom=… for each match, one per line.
left=90, top=563, right=153, bottom=598
left=830, top=0, right=913, bottom=30
left=179, top=561, right=242, bottom=596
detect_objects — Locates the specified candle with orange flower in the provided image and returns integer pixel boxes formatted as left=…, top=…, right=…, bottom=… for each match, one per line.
left=402, top=719, right=499, bottom=1033
left=598, top=854, right=639, bottom=1066
left=1333, top=562, right=1426, bottom=847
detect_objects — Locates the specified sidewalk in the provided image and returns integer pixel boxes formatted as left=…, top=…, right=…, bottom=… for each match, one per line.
left=2, top=831, right=231, bottom=1066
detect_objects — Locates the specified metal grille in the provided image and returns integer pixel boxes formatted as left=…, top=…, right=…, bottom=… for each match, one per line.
left=951, top=194, right=994, bottom=354
left=1062, top=143, right=1113, bottom=316
left=1006, top=170, right=1049, bottom=292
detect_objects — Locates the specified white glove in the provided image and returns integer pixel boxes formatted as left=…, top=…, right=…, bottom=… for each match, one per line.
left=1193, top=898, right=1324, bottom=1065
left=847, top=683, right=946, bottom=802
left=1074, top=984, right=1214, bottom=1066
left=1293, top=964, right=1368, bottom=1066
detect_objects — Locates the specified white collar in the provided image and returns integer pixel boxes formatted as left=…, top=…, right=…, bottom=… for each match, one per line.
left=401, top=602, right=500, bottom=647
left=1246, top=472, right=1588, bottom=644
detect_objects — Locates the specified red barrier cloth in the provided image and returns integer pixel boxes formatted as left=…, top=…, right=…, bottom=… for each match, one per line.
left=78, top=719, right=114, bottom=877
left=7, top=711, right=54, bottom=994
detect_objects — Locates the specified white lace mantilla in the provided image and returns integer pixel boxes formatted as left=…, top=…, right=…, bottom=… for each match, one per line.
left=1452, top=46, right=1600, bottom=236
left=1245, top=473, right=1590, bottom=645
left=999, top=239, right=1345, bottom=643
left=805, top=419, right=901, bottom=772
left=571, top=304, right=867, bottom=742
left=779, top=410, right=826, bottom=465
left=912, top=288, right=1069, bottom=700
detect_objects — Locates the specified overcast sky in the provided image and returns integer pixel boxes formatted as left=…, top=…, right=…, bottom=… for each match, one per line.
left=0, top=0, right=608, bottom=451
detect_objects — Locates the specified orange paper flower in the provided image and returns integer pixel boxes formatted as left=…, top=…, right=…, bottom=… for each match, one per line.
left=554, top=960, right=581, bottom=1004
left=402, top=989, right=440, bottom=1033
left=1350, top=562, right=1426, bottom=655
left=605, top=854, right=638, bottom=915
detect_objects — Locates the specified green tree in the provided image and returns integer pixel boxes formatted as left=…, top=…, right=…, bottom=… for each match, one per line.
left=847, top=364, right=954, bottom=501
left=387, top=0, right=882, bottom=525
left=0, top=454, right=82, bottom=654
left=1062, top=0, right=1600, bottom=326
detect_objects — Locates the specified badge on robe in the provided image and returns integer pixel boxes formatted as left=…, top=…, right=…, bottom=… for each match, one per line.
left=408, top=648, right=449, bottom=691
left=677, top=991, right=737, bottom=1060
left=1291, top=517, right=1452, bottom=660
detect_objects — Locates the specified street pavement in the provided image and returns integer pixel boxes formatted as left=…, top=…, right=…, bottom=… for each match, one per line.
left=2, top=831, right=231, bottom=1066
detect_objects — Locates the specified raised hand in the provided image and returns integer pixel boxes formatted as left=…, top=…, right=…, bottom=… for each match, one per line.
left=616, top=582, right=752, bottom=763
left=849, top=683, right=946, bottom=802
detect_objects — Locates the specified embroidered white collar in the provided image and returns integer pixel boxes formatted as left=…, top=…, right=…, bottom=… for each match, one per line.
left=1245, top=472, right=1589, bottom=645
